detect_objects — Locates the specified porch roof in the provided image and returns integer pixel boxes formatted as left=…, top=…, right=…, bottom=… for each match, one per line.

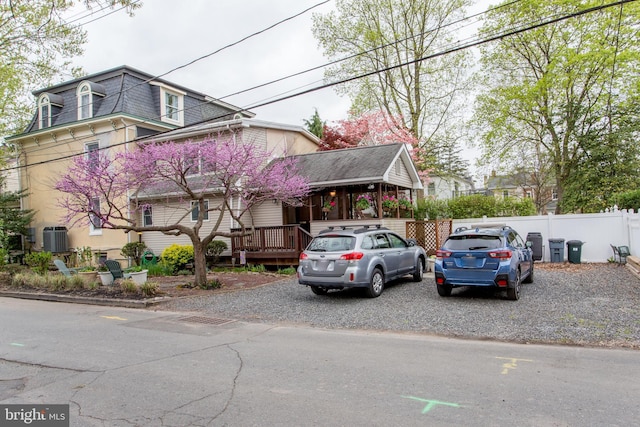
left=289, top=143, right=423, bottom=190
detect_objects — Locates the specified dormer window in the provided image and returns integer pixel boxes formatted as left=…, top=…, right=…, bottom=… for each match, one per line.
left=151, top=82, right=185, bottom=126
left=165, top=92, right=179, bottom=121
left=78, top=83, right=91, bottom=119
left=38, top=96, right=51, bottom=129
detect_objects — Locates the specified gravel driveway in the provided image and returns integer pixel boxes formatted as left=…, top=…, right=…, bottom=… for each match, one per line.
left=156, top=263, right=640, bottom=348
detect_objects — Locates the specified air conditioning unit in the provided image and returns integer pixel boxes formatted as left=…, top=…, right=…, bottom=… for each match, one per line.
left=43, top=226, right=68, bottom=253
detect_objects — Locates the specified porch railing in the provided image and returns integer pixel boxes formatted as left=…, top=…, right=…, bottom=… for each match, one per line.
left=230, top=225, right=313, bottom=264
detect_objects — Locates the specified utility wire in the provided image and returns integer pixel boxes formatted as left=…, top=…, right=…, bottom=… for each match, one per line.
left=3, top=0, right=635, bottom=172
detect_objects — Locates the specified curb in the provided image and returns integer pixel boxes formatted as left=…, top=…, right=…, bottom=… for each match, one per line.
left=0, top=290, right=170, bottom=309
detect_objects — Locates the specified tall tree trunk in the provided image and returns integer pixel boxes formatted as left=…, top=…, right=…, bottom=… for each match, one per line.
left=193, top=242, right=208, bottom=288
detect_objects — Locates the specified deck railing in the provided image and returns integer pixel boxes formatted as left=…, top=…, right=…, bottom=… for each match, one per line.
left=230, top=225, right=313, bottom=264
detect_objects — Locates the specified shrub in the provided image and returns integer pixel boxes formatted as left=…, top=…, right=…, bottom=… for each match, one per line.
left=121, top=242, right=147, bottom=266
left=0, top=247, right=8, bottom=269
left=120, top=279, right=138, bottom=294
left=147, top=261, right=173, bottom=277
left=613, top=189, right=640, bottom=211
left=25, top=251, right=52, bottom=275
left=140, top=281, right=159, bottom=297
left=206, top=240, right=228, bottom=265
left=277, top=267, right=296, bottom=275
left=200, top=279, right=222, bottom=290
left=160, top=244, right=194, bottom=273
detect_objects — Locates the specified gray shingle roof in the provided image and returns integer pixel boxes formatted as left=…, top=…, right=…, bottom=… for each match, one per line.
left=18, top=65, right=251, bottom=136
left=289, top=143, right=417, bottom=187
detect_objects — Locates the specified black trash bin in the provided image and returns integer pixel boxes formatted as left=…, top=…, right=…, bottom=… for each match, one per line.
left=526, top=232, right=543, bottom=261
left=567, top=240, right=584, bottom=264
left=548, top=238, right=565, bottom=263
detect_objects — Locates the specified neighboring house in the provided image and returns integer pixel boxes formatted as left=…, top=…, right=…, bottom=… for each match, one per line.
left=483, top=170, right=557, bottom=214
left=425, top=174, right=475, bottom=199
left=6, top=65, right=252, bottom=261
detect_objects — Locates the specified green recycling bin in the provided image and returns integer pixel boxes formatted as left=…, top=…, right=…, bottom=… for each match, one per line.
left=566, top=240, right=584, bottom=264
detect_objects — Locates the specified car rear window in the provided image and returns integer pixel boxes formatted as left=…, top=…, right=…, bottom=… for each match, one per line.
left=443, top=235, right=503, bottom=250
left=307, top=236, right=356, bottom=252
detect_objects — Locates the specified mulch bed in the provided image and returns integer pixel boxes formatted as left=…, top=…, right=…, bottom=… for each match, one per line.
left=0, top=271, right=291, bottom=301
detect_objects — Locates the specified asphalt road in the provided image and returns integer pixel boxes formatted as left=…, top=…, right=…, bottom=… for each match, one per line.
left=1, top=297, right=639, bottom=426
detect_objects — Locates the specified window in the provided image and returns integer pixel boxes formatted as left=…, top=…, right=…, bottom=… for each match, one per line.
left=143, top=206, right=153, bottom=226
left=165, top=92, right=179, bottom=121
left=152, top=83, right=185, bottom=125
left=89, top=198, right=102, bottom=234
left=503, top=190, right=509, bottom=198
left=39, top=97, right=50, bottom=129
left=552, top=188, right=558, bottom=201
left=191, top=200, right=209, bottom=222
left=428, top=182, right=436, bottom=196
left=78, top=84, right=91, bottom=119
left=85, top=142, right=99, bottom=170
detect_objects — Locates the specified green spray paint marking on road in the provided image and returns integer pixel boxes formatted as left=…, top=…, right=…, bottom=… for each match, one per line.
left=402, top=396, right=461, bottom=414
left=10, top=343, right=24, bottom=347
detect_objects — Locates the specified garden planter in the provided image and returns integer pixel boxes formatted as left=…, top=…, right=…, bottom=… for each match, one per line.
left=127, top=270, right=148, bottom=285
left=98, top=271, right=114, bottom=286
left=77, top=271, right=98, bottom=285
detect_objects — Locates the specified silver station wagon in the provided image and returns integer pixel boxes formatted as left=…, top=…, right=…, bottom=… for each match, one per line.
left=297, top=225, right=427, bottom=298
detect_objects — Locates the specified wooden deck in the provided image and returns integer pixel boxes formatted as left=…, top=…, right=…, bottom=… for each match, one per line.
left=230, top=225, right=313, bottom=266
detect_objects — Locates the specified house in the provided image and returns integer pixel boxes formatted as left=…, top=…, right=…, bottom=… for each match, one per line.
left=132, top=117, right=321, bottom=259
left=6, top=65, right=252, bottom=261
left=135, top=122, right=423, bottom=265
left=7, top=64, right=426, bottom=266
left=483, top=170, right=557, bottom=214
left=425, top=174, right=476, bottom=199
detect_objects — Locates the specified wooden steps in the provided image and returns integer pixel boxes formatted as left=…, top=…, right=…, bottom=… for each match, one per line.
left=626, top=255, right=640, bottom=279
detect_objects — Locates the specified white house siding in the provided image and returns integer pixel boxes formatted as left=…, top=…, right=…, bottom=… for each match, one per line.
left=242, top=127, right=268, bottom=152
left=309, top=219, right=412, bottom=238
left=387, top=158, right=414, bottom=188
left=249, top=201, right=284, bottom=227
left=427, top=176, right=474, bottom=199
left=140, top=195, right=236, bottom=258
left=265, top=128, right=318, bottom=156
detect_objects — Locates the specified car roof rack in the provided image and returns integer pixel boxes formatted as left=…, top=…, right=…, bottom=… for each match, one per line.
left=318, top=226, right=354, bottom=234
left=356, top=224, right=388, bottom=233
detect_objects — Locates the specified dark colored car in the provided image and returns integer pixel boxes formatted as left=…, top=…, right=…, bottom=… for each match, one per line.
left=434, top=224, right=534, bottom=300
left=297, top=225, right=427, bottom=298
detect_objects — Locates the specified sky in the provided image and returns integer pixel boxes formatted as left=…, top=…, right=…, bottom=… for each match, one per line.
left=70, top=0, right=350, bottom=127
left=68, top=0, right=490, bottom=181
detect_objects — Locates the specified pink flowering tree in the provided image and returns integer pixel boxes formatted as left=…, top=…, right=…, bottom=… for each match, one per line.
left=55, top=134, right=310, bottom=287
left=321, top=110, right=430, bottom=181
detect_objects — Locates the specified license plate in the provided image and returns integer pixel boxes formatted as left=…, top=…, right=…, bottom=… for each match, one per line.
left=314, top=260, right=334, bottom=271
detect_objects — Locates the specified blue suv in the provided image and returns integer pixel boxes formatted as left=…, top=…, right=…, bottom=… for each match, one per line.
left=434, top=224, right=534, bottom=300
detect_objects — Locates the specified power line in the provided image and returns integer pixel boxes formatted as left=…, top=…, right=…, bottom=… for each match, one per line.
left=3, top=0, right=635, bottom=173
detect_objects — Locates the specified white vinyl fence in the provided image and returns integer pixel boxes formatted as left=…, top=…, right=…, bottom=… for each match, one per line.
left=452, top=208, right=640, bottom=263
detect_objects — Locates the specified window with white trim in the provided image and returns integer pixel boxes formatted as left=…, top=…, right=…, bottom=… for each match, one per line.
left=78, top=83, right=92, bottom=119
left=89, top=197, right=102, bottom=234
left=143, top=206, right=153, bottom=226
left=38, top=96, right=51, bottom=129
left=165, top=91, right=179, bottom=121
left=85, top=142, right=100, bottom=171
left=191, top=200, right=209, bottom=222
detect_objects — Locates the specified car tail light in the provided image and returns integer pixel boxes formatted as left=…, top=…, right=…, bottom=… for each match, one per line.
left=489, top=250, right=512, bottom=260
left=436, top=276, right=444, bottom=284
left=299, top=253, right=308, bottom=261
left=340, top=252, right=364, bottom=261
left=496, top=278, right=508, bottom=287
left=436, top=249, right=452, bottom=258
